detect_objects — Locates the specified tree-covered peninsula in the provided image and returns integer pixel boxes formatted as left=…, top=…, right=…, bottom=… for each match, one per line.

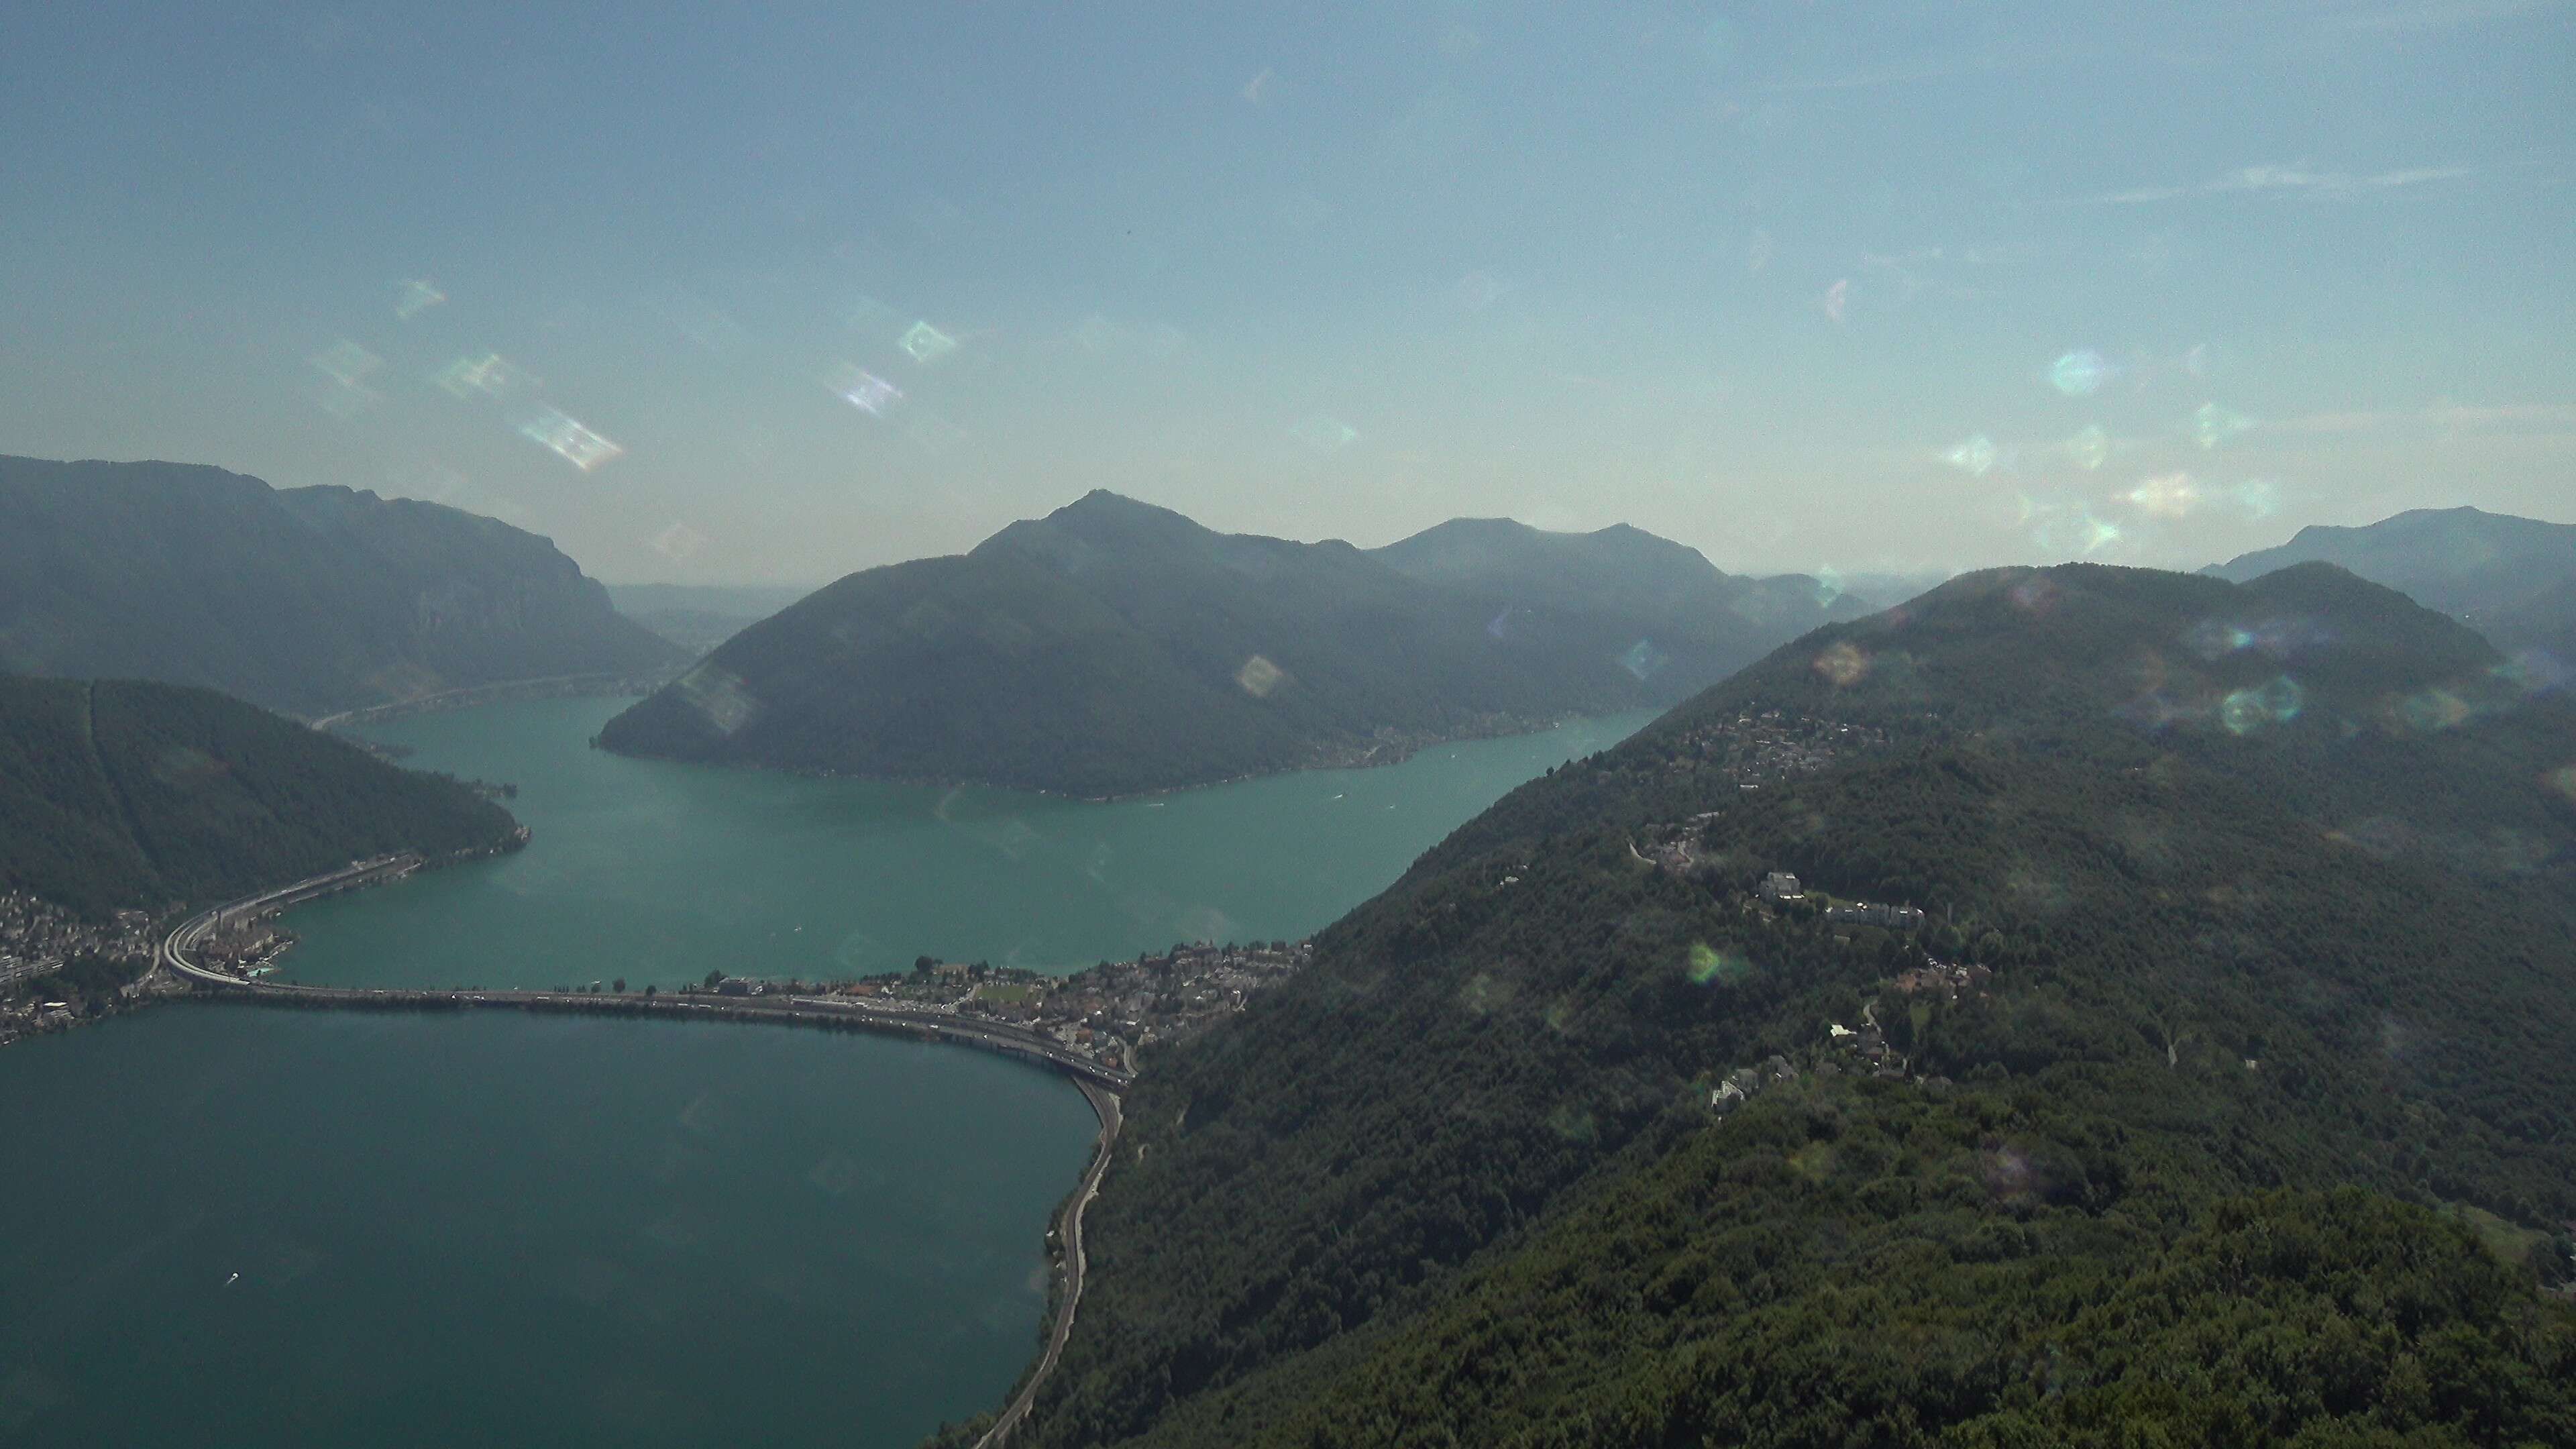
left=0, top=674, right=519, bottom=920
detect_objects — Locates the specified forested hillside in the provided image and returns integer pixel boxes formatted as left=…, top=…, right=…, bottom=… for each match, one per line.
left=598, top=492, right=1852, bottom=796
left=0, top=455, right=681, bottom=717
left=0, top=675, right=519, bottom=918
left=970, top=561, right=2576, bottom=1448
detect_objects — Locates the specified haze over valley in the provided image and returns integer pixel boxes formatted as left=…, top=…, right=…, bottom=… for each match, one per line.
left=5, top=3, right=2573, bottom=1446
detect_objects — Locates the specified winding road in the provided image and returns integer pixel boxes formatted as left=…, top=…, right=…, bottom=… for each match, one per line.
left=977, top=1077, right=1123, bottom=1449
left=157, top=876, right=1132, bottom=1089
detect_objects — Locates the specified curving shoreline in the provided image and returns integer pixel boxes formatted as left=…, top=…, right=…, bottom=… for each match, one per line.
left=155, top=862, right=1130, bottom=1442
left=160, top=898, right=1134, bottom=1091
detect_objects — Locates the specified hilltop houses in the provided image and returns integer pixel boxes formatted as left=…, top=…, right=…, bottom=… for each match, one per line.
left=1709, top=1055, right=1799, bottom=1115
left=1827, top=900, right=1925, bottom=930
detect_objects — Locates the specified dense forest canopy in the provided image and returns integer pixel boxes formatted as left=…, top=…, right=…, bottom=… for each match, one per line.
left=0, top=455, right=681, bottom=718
left=961, top=561, right=2576, bottom=1448
left=0, top=674, right=519, bottom=918
left=597, top=491, right=1862, bottom=796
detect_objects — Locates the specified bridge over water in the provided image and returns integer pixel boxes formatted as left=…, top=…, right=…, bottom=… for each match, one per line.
left=156, top=861, right=1133, bottom=1444
left=160, top=881, right=1134, bottom=1091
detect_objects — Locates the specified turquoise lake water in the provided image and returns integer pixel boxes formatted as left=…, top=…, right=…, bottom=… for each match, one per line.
left=280, top=697, right=1652, bottom=989
left=3, top=700, right=1648, bottom=1444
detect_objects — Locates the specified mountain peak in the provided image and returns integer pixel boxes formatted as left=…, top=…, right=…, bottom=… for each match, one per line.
left=973, top=491, right=1218, bottom=571
left=1059, top=488, right=1163, bottom=517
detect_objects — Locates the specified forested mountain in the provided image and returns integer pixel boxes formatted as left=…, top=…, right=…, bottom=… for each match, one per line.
left=963, top=561, right=2576, bottom=1448
left=0, top=675, right=519, bottom=918
left=2209, top=506, right=2576, bottom=660
left=606, top=583, right=816, bottom=658
left=1369, top=517, right=1868, bottom=700
left=0, top=455, right=682, bottom=718
left=596, top=492, right=1854, bottom=796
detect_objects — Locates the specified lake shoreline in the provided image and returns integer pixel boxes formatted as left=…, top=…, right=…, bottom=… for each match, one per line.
left=589, top=706, right=1628, bottom=804
left=275, top=697, right=1656, bottom=991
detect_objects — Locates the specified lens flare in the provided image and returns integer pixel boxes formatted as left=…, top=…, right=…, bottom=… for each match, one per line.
left=1452, top=270, right=1505, bottom=310
left=434, top=353, right=536, bottom=399
left=2392, top=688, right=2473, bottom=733
left=1943, top=433, right=1997, bottom=475
left=2492, top=650, right=2571, bottom=696
left=2067, top=425, right=2110, bottom=470
left=650, top=521, right=704, bottom=562
left=2184, top=619, right=2257, bottom=659
left=1621, top=640, right=1668, bottom=680
left=1236, top=655, right=1287, bottom=697
left=2037, top=512, right=2121, bottom=556
left=2049, top=350, right=2111, bottom=396
left=311, top=340, right=380, bottom=388
left=2193, top=402, right=2253, bottom=449
left=394, top=278, right=446, bottom=320
left=2123, top=472, right=2204, bottom=518
left=1822, top=278, right=1849, bottom=323
left=518, top=408, right=623, bottom=472
left=825, top=364, right=902, bottom=415
left=676, top=665, right=760, bottom=736
left=2545, top=765, right=2576, bottom=805
left=2220, top=676, right=2304, bottom=735
left=1812, top=641, right=1869, bottom=686
left=1291, top=415, right=1359, bottom=452
left=310, top=341, right=383, bottom=416
left=1686, top=942, right=1752, bottom=984
left=899, top=321, right=958, bottom=364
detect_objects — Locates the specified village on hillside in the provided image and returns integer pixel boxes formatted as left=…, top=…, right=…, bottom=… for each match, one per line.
left=1655, top=707, right=1894, bottom=788
left=0, top=892, right=161, bottom=1046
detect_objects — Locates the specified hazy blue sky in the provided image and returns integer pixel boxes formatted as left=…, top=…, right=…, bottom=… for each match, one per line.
left=2, top=1, right=2568, bottom=584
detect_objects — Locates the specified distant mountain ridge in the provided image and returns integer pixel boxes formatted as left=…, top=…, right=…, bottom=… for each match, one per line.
left=1371, top=515, right=1869, bottom=670
left=596, top=492, right=1861, bottom=796
left=607, top=583, right=818, bottom=657
left=0, top=455, right=683, bottom=718
left=2208, top=505, right=2576, bottom=659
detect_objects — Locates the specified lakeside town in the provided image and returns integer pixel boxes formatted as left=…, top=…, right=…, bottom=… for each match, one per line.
left=682, top=938, right=1316, bottom=1075
left=5, top=861, right=1318, bottom=1072
left=0, top=891, right=163, bottom=1045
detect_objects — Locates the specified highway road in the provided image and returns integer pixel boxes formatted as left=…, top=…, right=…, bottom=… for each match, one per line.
left=977, top=1075, right=1123, bottom=1449
left=160, top=868, right=1136, bottom=1093
left=160, top=861, right=1138, bottom=1440
left=305, top=669, right=667, bottom=731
